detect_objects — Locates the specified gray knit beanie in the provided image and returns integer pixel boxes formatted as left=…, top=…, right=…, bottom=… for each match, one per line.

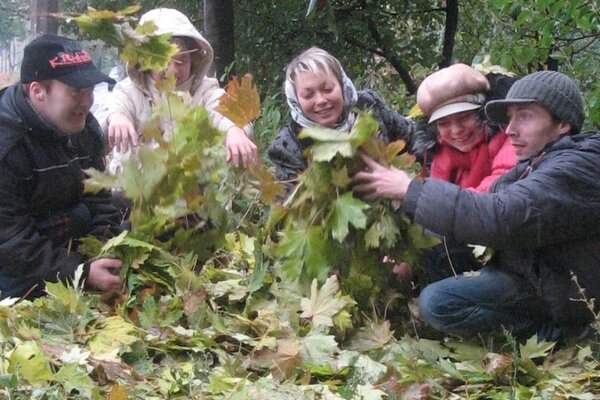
left=485, top=71, right=584, bottom=134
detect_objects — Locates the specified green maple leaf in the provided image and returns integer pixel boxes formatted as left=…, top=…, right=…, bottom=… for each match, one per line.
left=83, top=168, right=120, bottom=194
left=304, top=226, right=330, bottom=281
left=121, top=26, right=178, bottom=72
left=311, top=141, right=353, bottom=162
left=300, top=127, right=353, bottom=162
left=407, top=222, right=440, bottom=249
left=73, top=15, right=125, bottom=47
left=364, top=209, right=400, bottom=249
left=276, top=230, right=306, bottom=281
left=8, top=341, right=54, bottom=384
left=296, top=112, right=379, bottom=162
left=88, top=316, right=139, bottom=361
left=120, top=146, right=168, bottom=201
left=338, top=351, right=387, bottom=384
left=330, top=193, right=369, bottom=242
left=298, top=332, right=339, bottom=370
left=300, top=276, right=347, bottom=328
left=519, top=335, right=556, bottom=360
left=277, top=226, right=330, bottom=281
left=348, top=112, right=379, bottom=148
left=54, top=364, right=93, bottom=397
left=331, top=165, right=351, bottom=188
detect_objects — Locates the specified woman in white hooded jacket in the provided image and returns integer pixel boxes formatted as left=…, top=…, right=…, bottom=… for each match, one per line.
left=95, top=8, right=256, bottom=174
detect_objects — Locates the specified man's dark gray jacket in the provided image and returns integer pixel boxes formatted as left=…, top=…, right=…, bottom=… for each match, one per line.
left=403, top=132, right=600, bottom=327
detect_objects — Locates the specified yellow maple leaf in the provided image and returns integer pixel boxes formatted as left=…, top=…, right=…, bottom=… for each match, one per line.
left=215, top=74, right=261, bottom=128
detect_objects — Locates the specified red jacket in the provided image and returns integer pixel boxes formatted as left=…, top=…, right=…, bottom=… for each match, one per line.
left=431, top=128, right=516, bottom=192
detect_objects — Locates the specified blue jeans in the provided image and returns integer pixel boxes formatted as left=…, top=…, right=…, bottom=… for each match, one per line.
left=419, top=266, right=549, bottom=340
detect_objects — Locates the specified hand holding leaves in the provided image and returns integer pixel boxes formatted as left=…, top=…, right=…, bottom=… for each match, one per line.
left=352, top=152, right=413, bottom=201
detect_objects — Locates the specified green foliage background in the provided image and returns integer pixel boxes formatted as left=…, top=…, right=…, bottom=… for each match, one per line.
left=4, top=1, right=597, bottom=129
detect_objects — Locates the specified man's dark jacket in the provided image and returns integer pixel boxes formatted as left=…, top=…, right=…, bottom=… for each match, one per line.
left=0, top=84, right=122, bottom=299
left=403, top=132, right=600, bottom=327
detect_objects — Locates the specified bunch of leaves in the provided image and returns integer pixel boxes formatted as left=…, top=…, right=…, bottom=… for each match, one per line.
left=264, top=112, right=435, bottom=312
left=60, top=6, right=179, bottom=72
left=86, top=91, right=232, bottom=258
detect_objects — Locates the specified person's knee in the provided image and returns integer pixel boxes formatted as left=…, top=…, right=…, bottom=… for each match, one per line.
left=418, top=283, right=448, bottom=330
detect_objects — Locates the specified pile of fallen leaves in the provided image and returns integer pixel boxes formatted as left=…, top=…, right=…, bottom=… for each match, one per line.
left=2, top=243, right=600, bottom=398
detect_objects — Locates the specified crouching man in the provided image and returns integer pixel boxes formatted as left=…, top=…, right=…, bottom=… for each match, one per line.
left=0, top=34, right=124, bottom=299
left=353, top=70, right=600, bottom=343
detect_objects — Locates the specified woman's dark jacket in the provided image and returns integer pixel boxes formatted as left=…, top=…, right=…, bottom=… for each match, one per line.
left=403, top=132, right=600, bottom=327
left=0, top=84, right=122, bottom=299
left=268, top=90, right=418, bottom=182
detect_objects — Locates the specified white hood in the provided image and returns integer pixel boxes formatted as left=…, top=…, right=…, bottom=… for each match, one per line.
left=128, top=8, right=215, bottom=94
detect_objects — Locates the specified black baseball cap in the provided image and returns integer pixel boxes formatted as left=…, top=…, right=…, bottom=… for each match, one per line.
left=20, top=34, right=115, bottom=89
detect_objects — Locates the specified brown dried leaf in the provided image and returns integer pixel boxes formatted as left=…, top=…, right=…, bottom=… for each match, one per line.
left=400, top=383, right=431, bottom=400
left=484, top=352, right=512, bottom=376
left=246, top=160, right=286, bottom=203
left=215, top=74, right=260, bottom=128
left=108, top=385, right=129, bottom=400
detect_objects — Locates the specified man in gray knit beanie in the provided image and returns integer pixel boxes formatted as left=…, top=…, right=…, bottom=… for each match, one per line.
left=484, top=71, right=584, bottom=161
left=486, top=71, right=584, bottom=133
left=354, top=69, right=600, bottom=344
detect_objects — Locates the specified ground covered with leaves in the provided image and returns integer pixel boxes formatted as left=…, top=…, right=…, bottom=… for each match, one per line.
left=3, top=90, right=600, bottom=399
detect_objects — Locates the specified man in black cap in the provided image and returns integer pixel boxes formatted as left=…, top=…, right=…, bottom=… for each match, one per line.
left=353, top=70, right=600, bottom=343
left=0, top=34, right=124, bottom=299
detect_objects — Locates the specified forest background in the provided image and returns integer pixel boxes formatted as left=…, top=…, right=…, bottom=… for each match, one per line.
left=2, top=0, right=599, bottom=150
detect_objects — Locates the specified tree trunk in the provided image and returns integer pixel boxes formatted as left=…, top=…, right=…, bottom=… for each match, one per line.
left=31, top=0, right=59, bottom=35
left=440, top=0, right=458, bottom=68
left=203, top=0, right=235, bottom=79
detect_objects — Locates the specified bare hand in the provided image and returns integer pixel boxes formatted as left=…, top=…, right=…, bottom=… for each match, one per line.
left=108, top=113, right=139, bottom=153
left=352, top=153, right=412, bottom=200
left=87, top=258, right=123, bottom=292
left=225, top=126, right=258, bottom=168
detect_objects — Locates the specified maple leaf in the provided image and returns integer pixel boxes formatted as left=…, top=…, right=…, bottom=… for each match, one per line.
left=519, top=335, right=556, bottom=360
left=88, top=316, right=139, bottom=361
left=304, top=226, right=331, bottom=282
left=298, top=332, right=339, bottom=369
left=120, top=146, right=168, bottom=201
left=215, top=74, right=261, bottom=128
left=277, top=226, right=330, bottom=282
left=108, top=385, right=129, bottom=400
left=349, top=320, right=395, bottom=352
left=338, top=350, right=387, bottom=384
left=245, top=160, right=286, bottom=203
left=348, top=112, right=379, bottom=148
left=121, top=26, right=178, bottom=72
left=300, top=276, right=347, bottom=328
left=300, top=127, right=353, bottom=162
left=8, top=341, right=54, bottom=384
left=364, top=208, right=400, bottom=249
left=263, top=338, right=302, bottom=380
left=330, top=193, right=369, bottom=242
left=331, top=165, right=351, bottom=188
left=361, top=136, right=407, bottom=167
